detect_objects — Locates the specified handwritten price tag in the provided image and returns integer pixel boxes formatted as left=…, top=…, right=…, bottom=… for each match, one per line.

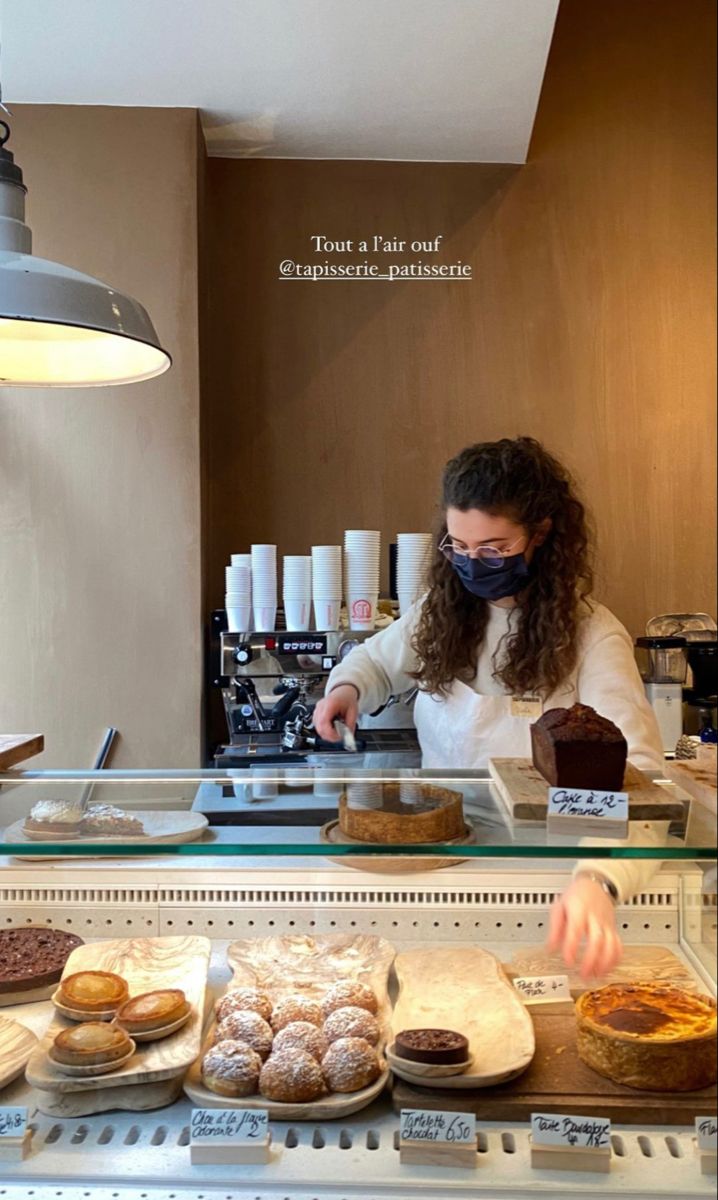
left=191, top=1108, right=268, bottom=1143
left=514, top=975, right=572, bottom=1002
left=696, top=1117, right=718, bottom=1152
left=0, top=1108, right=27, bottom=1138
left=400, top=1109, right=476, bottom=1145
left=532, top=1112, right=610, bottom=1150
left=548, top=788, right=628, bottom=823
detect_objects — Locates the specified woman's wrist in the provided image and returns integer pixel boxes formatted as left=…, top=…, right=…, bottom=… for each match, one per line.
left=574, top=871, right=620, bottom=904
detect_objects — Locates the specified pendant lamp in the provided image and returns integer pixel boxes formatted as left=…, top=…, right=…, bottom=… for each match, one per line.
left=0, top=120, right=171, bottom=387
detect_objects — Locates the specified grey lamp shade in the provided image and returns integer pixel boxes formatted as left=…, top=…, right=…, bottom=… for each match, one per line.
left=0, top=251, right=171, bottom=387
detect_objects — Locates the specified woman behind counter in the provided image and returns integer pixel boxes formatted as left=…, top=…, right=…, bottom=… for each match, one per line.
left=314, top=437, right=665, bottom=978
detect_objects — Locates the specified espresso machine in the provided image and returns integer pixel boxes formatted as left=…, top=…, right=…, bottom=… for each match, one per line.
left=208, top=609, right=420, bottom=769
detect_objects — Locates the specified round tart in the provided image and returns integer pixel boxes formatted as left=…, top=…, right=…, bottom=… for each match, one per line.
left=259, top=1048, right=326, bottom=1103
left=115, top=989, right=189, bottom=1034
left=394, top=1028, right=469, bottom=1065
left=0, top=928, right=84, bottom=995
left=576, top=983, right=717, bottom=1092
left=201, top=1039, right=262, bottom=1098
left=58, top=970, right=129, bottom=1013
left=50, top=1021, right=133, bottom=1067
left=338, top=782, right=464, bottom=844
left=321, top=1036, right=383, bottom=1093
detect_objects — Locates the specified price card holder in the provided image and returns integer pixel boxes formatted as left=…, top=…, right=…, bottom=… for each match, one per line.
left=190, top=1108, right=272, bottom=1165
left=513, top=974, right=574, bottom=1015
left=546, top=788, right=629, bottom=839
left=0, top=1107, right=31, bottom=1162
left=399, top=1109, right=478, bottom=1170
left=696, top=1116, right=717, bottom=1176
left=530, top=1112, right=611, bottom=1174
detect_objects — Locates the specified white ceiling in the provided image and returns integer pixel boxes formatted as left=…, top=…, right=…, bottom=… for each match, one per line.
left=1, top=0, right=559, bottom=162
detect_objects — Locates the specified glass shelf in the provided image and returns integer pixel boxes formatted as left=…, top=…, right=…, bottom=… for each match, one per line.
left=0, top=766, right=714, bottom=859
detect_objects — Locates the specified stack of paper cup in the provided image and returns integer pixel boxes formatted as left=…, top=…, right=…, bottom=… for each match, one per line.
left=396, top=532, right=432, bottom=615
left=344, top=530, right=381, bottom=631
left=345, top=781, right=383, bottom=809
left=283, top=555, right=312, bottom=631
left=225, top=559, right=251, bottom=632
left=251, top=544, right=278, bottom=632
left=311, top=545, right=342, bottom=631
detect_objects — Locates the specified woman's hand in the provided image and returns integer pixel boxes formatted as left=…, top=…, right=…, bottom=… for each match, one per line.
left=313, top=685, right=360, bottom=742
left=547, top=876, right=623, bottom=980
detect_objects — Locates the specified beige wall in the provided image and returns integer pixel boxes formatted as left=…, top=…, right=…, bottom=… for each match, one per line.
left=0, top=107, right=202, bottom=770
left=201, top=0, right=716, bottom=642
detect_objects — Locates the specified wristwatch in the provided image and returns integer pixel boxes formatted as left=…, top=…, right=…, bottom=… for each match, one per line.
left=576, top=871, right=620, bottom=904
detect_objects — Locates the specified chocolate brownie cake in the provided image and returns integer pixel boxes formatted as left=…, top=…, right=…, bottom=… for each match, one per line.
left=0, top=927, right=84, bottom=994
left=531, top=703, right=628, bottom=791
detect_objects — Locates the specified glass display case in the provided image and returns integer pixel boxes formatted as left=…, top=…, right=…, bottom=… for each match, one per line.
left=0, top=764, right=715, bottom=1199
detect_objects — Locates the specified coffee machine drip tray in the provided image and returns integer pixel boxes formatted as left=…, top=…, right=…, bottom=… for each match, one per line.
left=215, top=726, right=421, bottom=767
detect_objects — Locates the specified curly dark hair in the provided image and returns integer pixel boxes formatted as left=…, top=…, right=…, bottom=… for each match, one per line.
left=411, top=438, right=594, bottom=697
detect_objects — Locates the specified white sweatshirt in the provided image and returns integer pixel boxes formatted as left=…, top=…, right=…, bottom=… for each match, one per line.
left=327, top=598, right=666, bottom=901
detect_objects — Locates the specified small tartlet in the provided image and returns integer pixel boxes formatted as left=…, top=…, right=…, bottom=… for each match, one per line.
left=50, top=1021, right=133, bottom=1068
left=57, top=970, right=129, bottom=1013
left=115, top=988, right=190, bottom=1035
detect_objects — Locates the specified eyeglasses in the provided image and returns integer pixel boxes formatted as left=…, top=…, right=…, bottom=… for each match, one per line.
left=438, top=532, right=527, bottom=569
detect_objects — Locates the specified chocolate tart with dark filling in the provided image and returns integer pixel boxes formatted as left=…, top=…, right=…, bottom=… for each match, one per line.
left=0, top=927, right=84, bottom=994
left=394, top=1028, right=469, bottom=1065
left=576, top=983, right=717, bottom=1092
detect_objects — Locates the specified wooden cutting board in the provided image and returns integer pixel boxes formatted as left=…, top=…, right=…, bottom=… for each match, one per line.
left=390, top=946, right=535, bottom=1088
left=26, top=935, right=210, bottom=1094
left=0, top=1015, right=38, bottom=1090
left=185, top=933, right=395, bottom=1119
left=392, top=1013, right=717, bottom=1125
left=506, top=944, right=700, bottom=998
left=489, top=759, right=687, bottom=825
left=34, top=1075, right=184, bottom=1117
left=664, top=760, right=717, bottom=812
left=0, top=734, right=43, bottom=770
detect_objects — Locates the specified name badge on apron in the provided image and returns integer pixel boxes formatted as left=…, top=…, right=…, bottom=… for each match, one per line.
left=510, top=695, right=544, bottom=719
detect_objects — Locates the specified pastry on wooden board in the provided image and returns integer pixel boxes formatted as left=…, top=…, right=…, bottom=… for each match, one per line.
left=576, top=983, right=717, bottom=1091
left=0, top=927, right=84, bottom=995
left=57, top=971, right=129, bottom=1013
left=394, top=1028, right=469, bottom=1065
left=259, top=1048, right=327, bottom=1102
left=339, top=782, right=464, bottom=844
left=115, top=988, right=189, bottom=1034
left=50, top=1022, right=133, bottom=1067
left=23, top=798, right=84, bottom=838
left=201, top=1039, right=262, bottom=1098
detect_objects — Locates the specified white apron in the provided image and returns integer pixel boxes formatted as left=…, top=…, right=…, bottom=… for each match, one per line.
left=414, top=679, right=577, bottom=769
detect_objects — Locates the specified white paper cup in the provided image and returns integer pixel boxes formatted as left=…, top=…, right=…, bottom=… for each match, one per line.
left=284, top=599, right=311, bottom=631
left=231, top=553, right=252, bottom=569
left=313, top=768, right=342, bottom=798
left=226, top=602, right=252, bottom=633
left=250, top=768, right=280, bottom=800
left=253, top=603, right=277, bottom=632
left=345, top=781, right=383, bottom=809
left=347, top=593, right=378, bottom=630
left=313, top=598, right=341, bottom=630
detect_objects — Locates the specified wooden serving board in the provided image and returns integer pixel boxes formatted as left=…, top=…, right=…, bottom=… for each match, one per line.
left=488, top=758, right=687, bottom=825
left=185, top=933, right=395, bottom=1119
left=0, top=734, right=44, bottom=770
left=664, top=760, right=717, bottom=812
left=34, top=1075, right=184, bottom=1117
left=390, top=946, right=535, bottom=1088
left=0, top=1015, right=38, bottom=1090
left=4, top=811, right=210, bottom=858
left=392, top=1013, right=717, bottom=1125
left=506, top=944, right=701, bottom=998
left=26, top=935, right=210, bottom=1094
left=0, top=983, right=56, bottom=1009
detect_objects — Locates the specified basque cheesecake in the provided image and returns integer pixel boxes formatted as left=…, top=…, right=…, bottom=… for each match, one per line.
left=115, top=988, right=190, bottom=1034
left=57, top=970, right=129, bottom=1013
left=50, top=1022, right=133, bottom=1068
left=576, top=983, right=717, bottom=1092
left=338, top=783, right=464, bottom=844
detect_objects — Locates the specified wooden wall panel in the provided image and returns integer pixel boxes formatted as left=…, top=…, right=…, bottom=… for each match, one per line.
left=201, top=0, right=716, bottom=640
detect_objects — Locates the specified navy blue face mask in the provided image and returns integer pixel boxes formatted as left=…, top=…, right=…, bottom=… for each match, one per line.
left=452, top=551, right=531, bottom=601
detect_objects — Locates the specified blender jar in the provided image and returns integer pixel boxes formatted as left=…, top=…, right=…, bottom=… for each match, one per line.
left=635, top=637, right=688, bottom=683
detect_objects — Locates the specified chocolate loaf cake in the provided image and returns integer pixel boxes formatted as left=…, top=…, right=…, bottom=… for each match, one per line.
left=530, top=703, right=628, bottom=791
left=0, top=927, right=84, bottom=994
